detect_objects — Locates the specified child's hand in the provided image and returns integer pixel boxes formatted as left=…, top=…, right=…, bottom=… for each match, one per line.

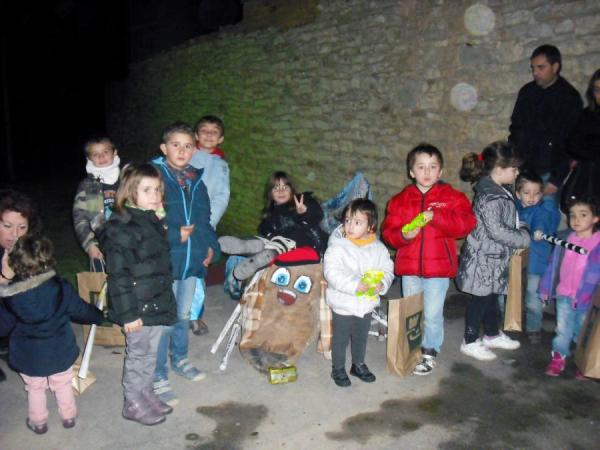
left=180, top=224, right=195, bottom=243
left=294, top=194, right=307, bottom=214
left=356, top=281, right=369, bottom=293
left=203, top=247, right=214, bottom=267
left=374, top=282, right=384, bottom=294
left=402, top=228, right=420, bottom=240
left=87, top=244, right=104, bottom=262
left=423, top=210, right=434, bottom=223
left=123, top=318, right=143, bottom=333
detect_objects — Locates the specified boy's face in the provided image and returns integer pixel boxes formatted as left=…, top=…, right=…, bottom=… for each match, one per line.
left=160, top=132, right=195, bottom=170
left=569, top=204, right=598, bottom=236
left=344, top=211, right=372, bottom=240
left=195, top=123, right=224, bottom=152
left=516, top=181, right=543, bottom=207
left=410, top=153, right=442, bottom=193
left=88, top=142, right=116, bottom=168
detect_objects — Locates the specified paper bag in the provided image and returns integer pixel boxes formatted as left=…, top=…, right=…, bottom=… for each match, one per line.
left=77, top=271, right=125, bottom=346
left=504, top=249, right=528, bottom=332
left=387, top=293, right=424, bottom=377
left=575, top=288, right=600, bottom=379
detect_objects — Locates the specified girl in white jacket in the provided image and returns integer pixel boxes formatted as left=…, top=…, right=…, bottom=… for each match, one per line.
left=324, top=199, right=394, bottom=387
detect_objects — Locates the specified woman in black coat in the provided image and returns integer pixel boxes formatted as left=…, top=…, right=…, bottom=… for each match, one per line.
left=563, top=69, right=600, bottom=211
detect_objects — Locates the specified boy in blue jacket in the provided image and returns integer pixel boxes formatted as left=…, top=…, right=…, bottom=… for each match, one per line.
left=151, top=122, right=220, bottom=406
left=515, top=172, right=560, bottom=343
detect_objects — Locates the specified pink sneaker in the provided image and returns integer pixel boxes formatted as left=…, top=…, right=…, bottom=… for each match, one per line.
left=575, top=369, right=589, bottom=381
left=545, top=351, right=565, bottom=377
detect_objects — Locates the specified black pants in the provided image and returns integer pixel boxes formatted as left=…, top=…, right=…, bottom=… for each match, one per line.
left=331, top=311, right=371, bottom=370
left=464, top=293, right=499, bottom=344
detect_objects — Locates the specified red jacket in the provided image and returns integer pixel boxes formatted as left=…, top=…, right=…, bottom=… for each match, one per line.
left=382, top=182, right=476, bottom=278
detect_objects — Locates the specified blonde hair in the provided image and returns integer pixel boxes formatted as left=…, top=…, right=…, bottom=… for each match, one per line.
left=114, top=163, right=164, bottom=213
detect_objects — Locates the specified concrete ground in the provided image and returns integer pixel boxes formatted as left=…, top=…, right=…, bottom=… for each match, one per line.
left=0, top=282, right=599, bottom=450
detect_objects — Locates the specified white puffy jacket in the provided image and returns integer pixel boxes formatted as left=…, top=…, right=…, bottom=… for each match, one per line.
left=324, top=225, right=394, bottom=317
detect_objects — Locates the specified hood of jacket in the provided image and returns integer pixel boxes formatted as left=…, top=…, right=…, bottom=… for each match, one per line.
left=0, top=270, right=55, bottom=298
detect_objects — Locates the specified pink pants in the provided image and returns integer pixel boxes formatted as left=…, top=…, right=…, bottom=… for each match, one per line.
left=20, top=367, right=76, bottom=426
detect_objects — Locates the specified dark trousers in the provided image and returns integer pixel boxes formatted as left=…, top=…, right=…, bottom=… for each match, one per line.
left=331, top=311, right=371, bottom=370
left=464, top=293, right=499, bottom=344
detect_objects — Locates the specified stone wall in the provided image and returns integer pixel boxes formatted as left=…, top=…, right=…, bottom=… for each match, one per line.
left=107, top=0, right=600, bottom=235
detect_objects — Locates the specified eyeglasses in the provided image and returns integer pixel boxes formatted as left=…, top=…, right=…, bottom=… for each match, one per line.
left=271, top=185, right=291, bottom=192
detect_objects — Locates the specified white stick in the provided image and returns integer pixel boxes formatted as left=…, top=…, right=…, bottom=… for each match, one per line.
left=79, top=282, right=107, bottom=379
left=533, top=230, right=588, bottom=255
left=211, top=303, right=241, bottom=354
left=219, top=323, right=241, bottom=371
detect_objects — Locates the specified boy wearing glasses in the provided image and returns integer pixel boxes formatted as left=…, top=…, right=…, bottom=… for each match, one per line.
left=188, top=115, right=230, bottom=336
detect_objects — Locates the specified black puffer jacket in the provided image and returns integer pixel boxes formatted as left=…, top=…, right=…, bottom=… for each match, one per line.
left=259, top=192, right=328, bottom=257
left=99, top=207, right=176, bottom=327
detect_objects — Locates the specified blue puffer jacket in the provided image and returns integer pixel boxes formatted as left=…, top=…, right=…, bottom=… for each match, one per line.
left=0, top=271, right=104, bottom=377
left=152, top=157, right=221, bottom=280
left=517, top=196, right=560, bottom=275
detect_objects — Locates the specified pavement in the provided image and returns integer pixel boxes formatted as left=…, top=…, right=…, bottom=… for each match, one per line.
left=1, top=281, right=599, bottom=450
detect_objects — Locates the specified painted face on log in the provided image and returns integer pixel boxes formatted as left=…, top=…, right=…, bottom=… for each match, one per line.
left=239, top=262, right=324, bottom=373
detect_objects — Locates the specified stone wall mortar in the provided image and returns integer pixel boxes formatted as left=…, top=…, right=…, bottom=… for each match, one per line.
left=107, top=0, right=600, bottom=234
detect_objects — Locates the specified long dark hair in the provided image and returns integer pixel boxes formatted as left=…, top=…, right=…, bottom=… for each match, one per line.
left=263, top=171, right=297, bottom=217
left=585, top=68, right=600, bottom=112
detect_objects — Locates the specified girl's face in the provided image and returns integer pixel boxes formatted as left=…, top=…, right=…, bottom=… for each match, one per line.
left=569, top=204, right=598, bottom=237
left=135, top=177, right=162, bottom=211
left=344, top=211, right=372, bottom=240
left=0, top=210, right=29, bottom=251
left=410, top=153, right=443, bottom=193
left=271, top=181, right=293, bottom=205
left=491, top=166, right=519, bottom=185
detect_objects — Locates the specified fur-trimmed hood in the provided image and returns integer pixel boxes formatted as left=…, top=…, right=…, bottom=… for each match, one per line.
left=0, top=270, right=55, bottom=298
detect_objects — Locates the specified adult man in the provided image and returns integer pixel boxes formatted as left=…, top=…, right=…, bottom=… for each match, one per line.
left=509, top=44, right=583, bottom=195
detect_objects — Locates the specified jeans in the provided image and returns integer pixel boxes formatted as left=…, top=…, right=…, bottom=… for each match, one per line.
left=402, top=276, right=449, bottom=353
left=154, top=277, right=197, bottom=381
left=552, top=296, right=587, bottom=357
left=525, top=274, right=544, bottom=332
left=189, top=278, right=206, bottom=321
left=464, top=293, right=499, bottom=344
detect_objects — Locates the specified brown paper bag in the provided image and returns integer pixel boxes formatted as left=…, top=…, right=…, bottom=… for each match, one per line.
left=504, top=248, right=528, bottom=332
left=575, top=288, right=600, bottom=379
left=387, top=293, right=424, bottom=377
left=77, top=271, right=125, bottom=346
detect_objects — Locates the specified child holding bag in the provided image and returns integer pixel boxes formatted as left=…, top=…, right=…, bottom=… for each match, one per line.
left=100, top=163, right=177, bottom=425
left=324, top=199, right=394, bottom=387
left=0, top=235, right=104, bottom=434
left=457, top=141, right=530, bottom=361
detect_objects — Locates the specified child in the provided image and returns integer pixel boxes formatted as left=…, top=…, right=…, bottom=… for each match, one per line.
left=382, top=143, right=476, bottom=375
left=0, top=235, right=104, bottom=434
left=151, top=122, right=220, bottom=405
left=457, top=141, right=531, bottom=361
left=72, top=135, right=121, bottom=271
left=188, top=115, right=231, bottom=336
left=539, top=196, right=600, bottom=378
left=324, top=199, right=394, bottom=387
left=219, top=171, right=327, bottom=281
left=100, top=163, right=177, bottom=425
left=514, top=171, right=560, bottom=343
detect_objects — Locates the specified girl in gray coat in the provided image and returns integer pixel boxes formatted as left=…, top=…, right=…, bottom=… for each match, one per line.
left=456, top=141, right=530, bottom=361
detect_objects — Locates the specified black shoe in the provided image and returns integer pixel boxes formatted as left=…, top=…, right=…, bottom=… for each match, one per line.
left=26, top=419, right=48, bottom=434
left=0, top=367, right=6, bottom=382
left=331, top=367, right=351, bottom=387
left=349, top=363, right=376, bottom=383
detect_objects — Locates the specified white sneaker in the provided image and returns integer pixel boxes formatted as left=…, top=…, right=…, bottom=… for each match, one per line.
left=483, top=331, right=521, bottom=350
left=460, top=340, right=497, bottom=361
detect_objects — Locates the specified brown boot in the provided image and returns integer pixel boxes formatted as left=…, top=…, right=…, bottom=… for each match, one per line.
left=122, top=400, right=166, bottom=426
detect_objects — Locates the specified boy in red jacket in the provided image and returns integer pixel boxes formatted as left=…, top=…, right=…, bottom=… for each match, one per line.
left=382, top=143, right=476, bottom=375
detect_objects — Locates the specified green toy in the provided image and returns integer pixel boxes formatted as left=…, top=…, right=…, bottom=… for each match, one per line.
left=357, top=270, right=385, bottom=302
left=402, top=212, right=428, bottom=233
